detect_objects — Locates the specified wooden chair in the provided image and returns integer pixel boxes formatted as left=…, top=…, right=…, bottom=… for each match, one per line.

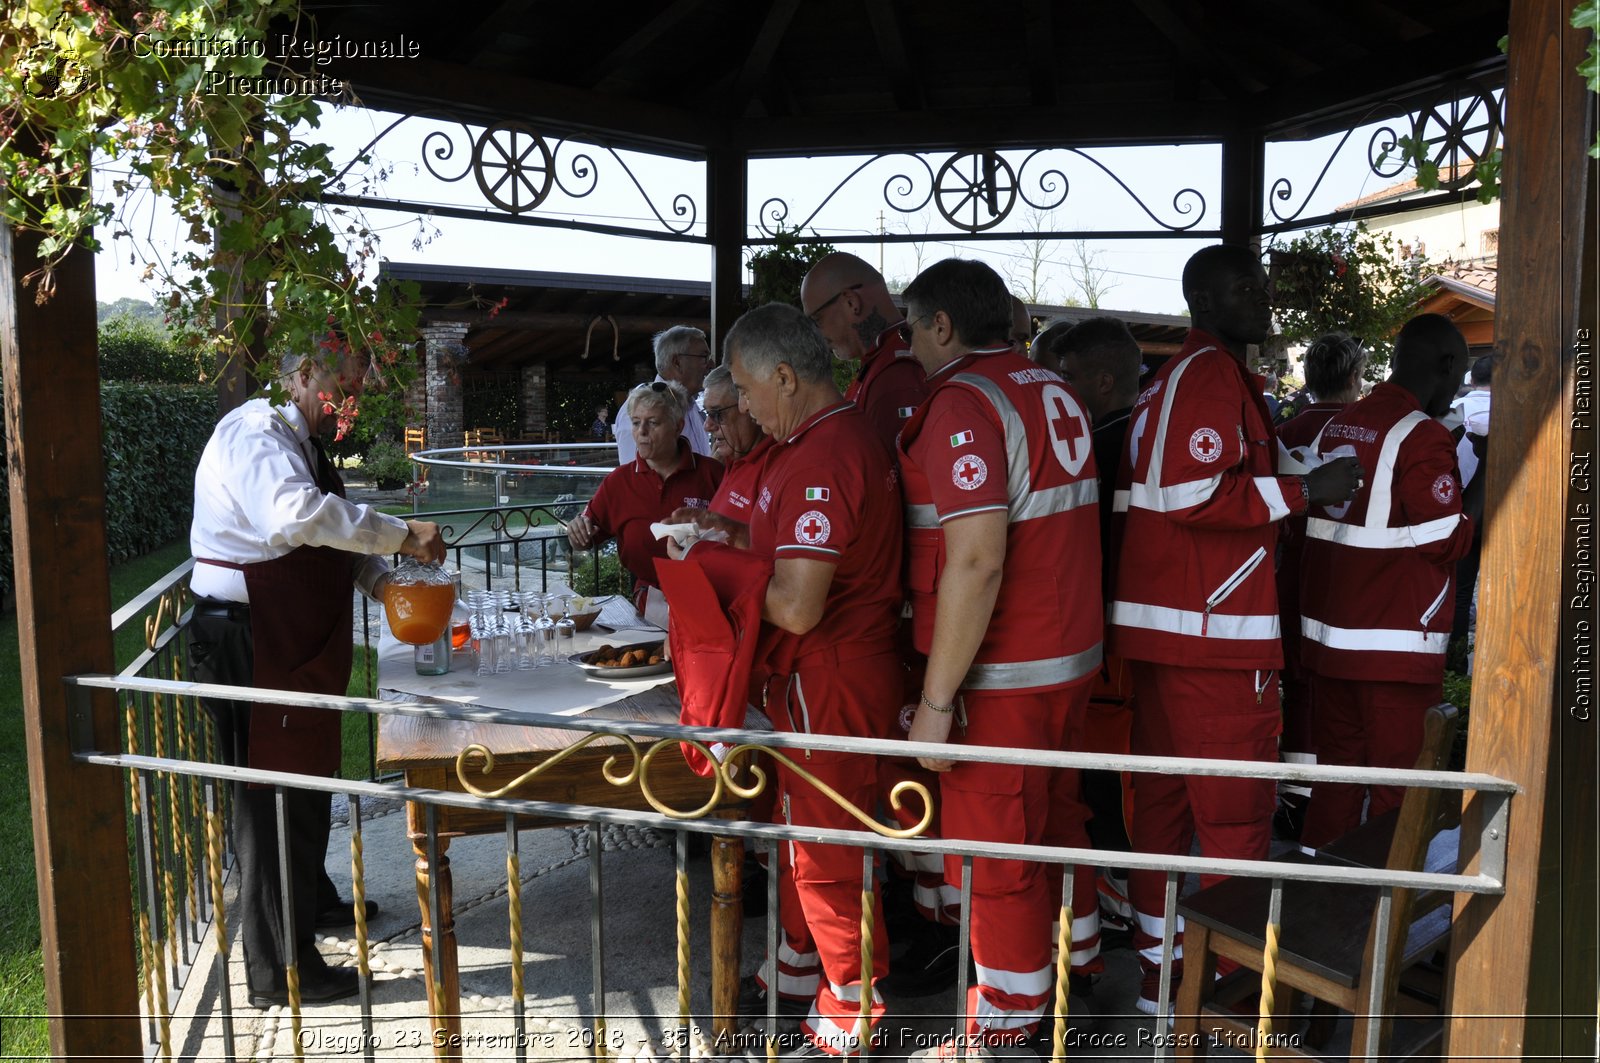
left=403, top=426, right=426, bottom=483
left=1174, top=704, right=1460, bottom=1060
left=462, top=427, right=503, bottom=482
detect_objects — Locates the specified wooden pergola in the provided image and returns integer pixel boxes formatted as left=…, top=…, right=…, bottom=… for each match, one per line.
left=2, top=1, right=1592, bottom=1058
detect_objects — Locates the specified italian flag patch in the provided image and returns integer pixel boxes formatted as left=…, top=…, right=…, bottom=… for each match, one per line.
left=805, top=487, right=830, bottom=501
left=949, top=430, right=974, bottom=446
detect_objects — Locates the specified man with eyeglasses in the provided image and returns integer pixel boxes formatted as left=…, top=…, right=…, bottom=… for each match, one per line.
left=801, top=252, right=928, bottom=457
left=700, top=363, right=774, bottom=535
left=613, top=324, right=715, bottom=464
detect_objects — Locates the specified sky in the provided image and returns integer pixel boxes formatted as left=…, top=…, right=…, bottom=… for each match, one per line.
left=91, top=103, right=1443, bottom=321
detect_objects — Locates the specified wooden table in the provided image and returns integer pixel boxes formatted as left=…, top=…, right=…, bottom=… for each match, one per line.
left=376, top=680, right=750, bottom=1055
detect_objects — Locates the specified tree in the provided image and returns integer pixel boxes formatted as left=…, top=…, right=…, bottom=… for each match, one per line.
left=1267, top=223, right=1427, bottom=375
left=1008, top=208, right=1057, bottom=303
left=1, top=1, right=421, bottom=431
left=1063, top=240, right=1119, bottom=309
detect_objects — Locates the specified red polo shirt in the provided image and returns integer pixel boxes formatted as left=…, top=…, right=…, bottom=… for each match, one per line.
left=709, top=434, right=776, bottom=523
left=584, top=440, right=723, bottom=588
left=747, top=402, right=904, bottom=658
left=847, top=325, right=928, bottom=458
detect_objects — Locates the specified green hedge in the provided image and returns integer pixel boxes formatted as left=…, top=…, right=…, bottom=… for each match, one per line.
left=0, top=384, right=214, bottom=604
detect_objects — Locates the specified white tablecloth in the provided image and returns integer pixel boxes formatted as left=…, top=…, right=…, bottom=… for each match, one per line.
left=376, top=598, right=674, bottom=717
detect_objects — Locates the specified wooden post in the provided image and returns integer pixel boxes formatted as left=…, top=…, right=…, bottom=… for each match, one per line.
left=707, top=146, right=747, bottom=353
left=1, top=229, right=140, bottom=1053
left=1220, top=128, right=1263, bottom=249
left=1445, top=0, right=1595, bottom=1055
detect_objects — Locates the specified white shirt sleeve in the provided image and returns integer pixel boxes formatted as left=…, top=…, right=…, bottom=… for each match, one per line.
left=190, top=401, right=409, bottom=601
left=613, top=406, right=637, bottom=466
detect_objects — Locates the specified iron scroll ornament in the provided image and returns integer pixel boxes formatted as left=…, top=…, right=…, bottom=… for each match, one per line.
left=1269, top=79, right=1503, bottom=225
left=757, top=148, right=1207, bottom=239
left=454, top=737, right=935, bottom=838
left=325, top=114, right=699, bottom=236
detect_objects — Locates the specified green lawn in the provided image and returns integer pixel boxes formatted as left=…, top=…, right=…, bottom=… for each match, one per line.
left=0, top=541, right=384, bottom=1057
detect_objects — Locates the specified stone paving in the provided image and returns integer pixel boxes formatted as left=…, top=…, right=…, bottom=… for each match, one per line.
left=163, top=791, right=1255, bottom=1062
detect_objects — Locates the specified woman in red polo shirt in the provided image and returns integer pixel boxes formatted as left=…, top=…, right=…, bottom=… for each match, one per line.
left=568, top=380, right=723, bottom=604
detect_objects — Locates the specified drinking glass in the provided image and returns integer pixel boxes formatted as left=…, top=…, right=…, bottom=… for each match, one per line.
left=534, top=593, right=557, bottom=667
left=554, top=593, right=577, bottom=663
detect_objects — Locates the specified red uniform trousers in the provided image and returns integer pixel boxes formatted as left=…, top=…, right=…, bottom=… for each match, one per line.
left=1127, top=663, right=1280, bottom=974
left=1043, top=685, right=1106, bottom=979
left=762, top=649, right=898, bottom=1055
left=1300, top=674, right=1439, bottom=850
left=940, top=683, right=1095, bottom=1037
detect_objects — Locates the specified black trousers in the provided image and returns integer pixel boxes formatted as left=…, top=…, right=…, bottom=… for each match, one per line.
left=189, top=608, right=344, bottom=993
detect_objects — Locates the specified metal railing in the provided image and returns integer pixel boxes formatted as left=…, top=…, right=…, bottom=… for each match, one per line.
left=77, top=663, right=1516, bottom=1063
left=407, top=444, right=618, bottom=517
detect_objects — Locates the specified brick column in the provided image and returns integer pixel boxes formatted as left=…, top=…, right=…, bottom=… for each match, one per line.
left=420, top=322, right=468, bottom=450
left=520, top=362, right=548, bottom=439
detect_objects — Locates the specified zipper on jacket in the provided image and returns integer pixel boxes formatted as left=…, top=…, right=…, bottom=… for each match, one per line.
left=1420, top=582, right=1450, bottom=630
left=1203, top=546, right=1268, bottom=636
left=1254, top=670, right=1274, bottom=705
left=793, top=674, right=814, bottom=759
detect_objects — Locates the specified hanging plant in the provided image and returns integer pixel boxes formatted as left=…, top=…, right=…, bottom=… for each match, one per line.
left=0, top=1, right=422, bottom=413
left=1267, top=223, right=1427, bottom=375
left=745, top=223, right=837, bottom=309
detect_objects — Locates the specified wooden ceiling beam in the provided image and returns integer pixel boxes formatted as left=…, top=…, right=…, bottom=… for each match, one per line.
left=331, top=57, right=719, bottom=155
left=865, top=0, right=926, bottom=113
left=728, top=0, right=804, bottom=115
left=589, top=0, right=713, bottom=93
left=1022, top=0, right=1056, bottom=108
left=735, top=98, right=1235, bottom=155
left=441, top=0, right=536, bottom=64
left=437, top=310, right=712, bottom=332
left=1126, top=0, right=1264, bottom=100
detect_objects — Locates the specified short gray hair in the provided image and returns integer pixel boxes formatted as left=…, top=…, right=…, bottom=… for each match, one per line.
left=703, top=363, right=733, bottom=394
left=653, top=326, right=708, bottom=375
left=722, top=303, right=833, bottom=384
left=623, top=379, right=689, bottom=424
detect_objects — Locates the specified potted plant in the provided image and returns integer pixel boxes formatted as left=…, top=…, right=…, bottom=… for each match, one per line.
left=363, top=439, right=415, bottom=491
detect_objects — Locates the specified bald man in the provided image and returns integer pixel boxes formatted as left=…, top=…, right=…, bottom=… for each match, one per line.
left=801, top=252, right=928, bottom=457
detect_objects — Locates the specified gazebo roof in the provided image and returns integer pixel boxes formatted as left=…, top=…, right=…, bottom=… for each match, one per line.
left=315, top=0, right=1510, bottom=154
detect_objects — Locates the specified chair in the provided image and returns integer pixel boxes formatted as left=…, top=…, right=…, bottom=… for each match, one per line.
left=1174, top=704, right=1460, bottom=1060
left=403, top=426, right=426, bottom=483
left=462, top=427, right=503, bottom=482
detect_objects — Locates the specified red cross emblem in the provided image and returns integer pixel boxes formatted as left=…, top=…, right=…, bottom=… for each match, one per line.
left=794, top=509, right=831, bottom=545
left=1043, top=385, right=1091, bottom=475
left=952, top=453, right=988, bottom=490
left=1189, top=427, right=1224, bottom=463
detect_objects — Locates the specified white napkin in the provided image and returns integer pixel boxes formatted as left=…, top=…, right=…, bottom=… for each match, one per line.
left=650, top=522, right=700, bottom=547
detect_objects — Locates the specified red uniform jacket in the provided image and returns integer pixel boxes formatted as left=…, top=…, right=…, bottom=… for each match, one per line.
left=1108, top=330, right=1310, bottom=669
left=899, top=347, right=1103, bottom=692
left=846, top=325, right=928, bottom=458
left=1299, top=382, right=1474, bottom=683
left=1274, top=402, right=1349, bottom=681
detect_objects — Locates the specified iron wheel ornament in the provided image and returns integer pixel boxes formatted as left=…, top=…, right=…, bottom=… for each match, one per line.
left=935, top=151, right=1017, bottom=233
left=472, top=122, right=555, bottom=214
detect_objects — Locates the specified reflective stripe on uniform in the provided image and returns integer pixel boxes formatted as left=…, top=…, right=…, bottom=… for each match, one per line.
left=1109, top=601, right=1279, bottom=641
left=963, top=643, right=1104, bottom=690
left=1306, top=512, right=1465, bottom=550
left=1300, top=617, right=1449, bottom=655
left=1116, top=475, right=1220, bottom=514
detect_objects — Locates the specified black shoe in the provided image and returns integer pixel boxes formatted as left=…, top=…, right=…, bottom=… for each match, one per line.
left=248, top=966, right=360, bottom=1008
left=315, top=899, right=380, bottom=930
left=1273, top=794, right=1308, bottom=843
left=736, top=974, right=808, bottom=1029
left=881, top=920, right=961, bottom=997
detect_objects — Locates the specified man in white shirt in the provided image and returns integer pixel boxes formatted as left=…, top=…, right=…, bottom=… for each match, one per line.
left=613, top=325, right=713, bottom=463
left=189, top=345, right=443, bottom=1008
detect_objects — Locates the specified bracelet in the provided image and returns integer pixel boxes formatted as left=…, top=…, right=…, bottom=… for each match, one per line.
left=919, top=691, right=955, bottom=714
left=1298, top=475, right=1311, bottom=507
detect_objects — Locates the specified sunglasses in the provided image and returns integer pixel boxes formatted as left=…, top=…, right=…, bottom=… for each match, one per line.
left=808, top=284, right=863, bottom=323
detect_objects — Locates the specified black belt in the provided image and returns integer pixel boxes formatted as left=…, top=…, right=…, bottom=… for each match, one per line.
left=191, top=597, right=251, bottom=623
